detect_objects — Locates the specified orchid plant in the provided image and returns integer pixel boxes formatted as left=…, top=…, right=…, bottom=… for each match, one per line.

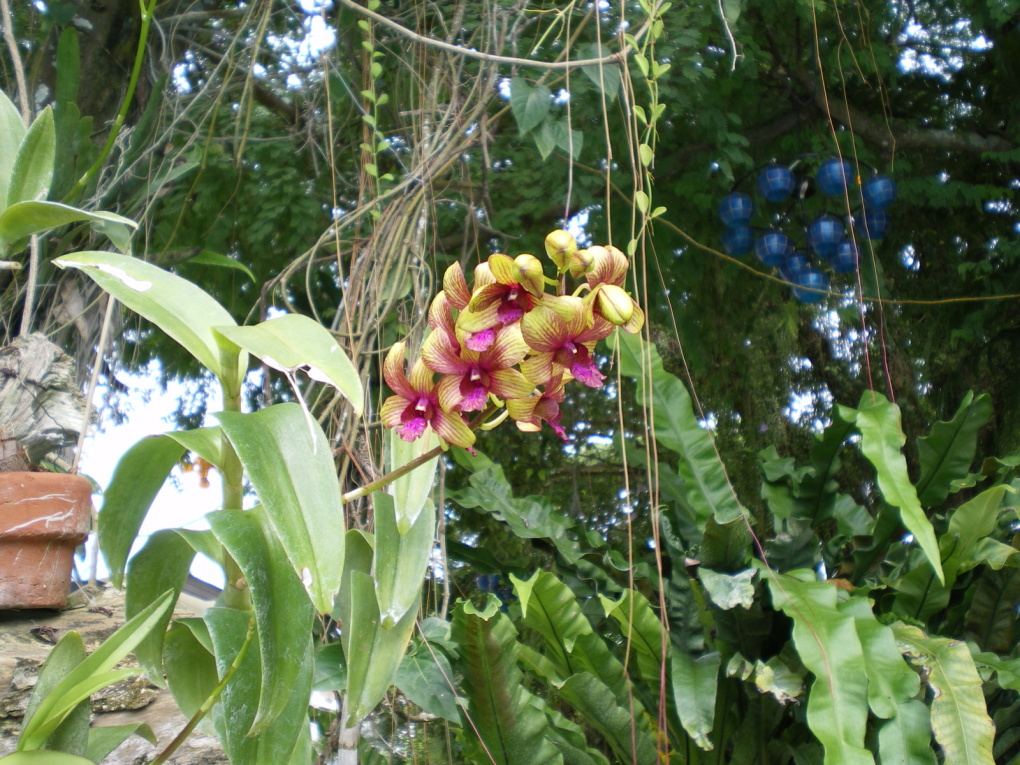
left=381, top=229, right=644, bottom=450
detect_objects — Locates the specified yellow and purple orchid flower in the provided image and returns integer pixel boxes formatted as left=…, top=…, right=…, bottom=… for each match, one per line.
left=380, top=342, right=475, bottom=448
left=520, top=297, right=614, bottom=388
left=421, top=323, right=534, bottom=412
left=458, top=253, right=546, bottom=343
left=506, top=374, right=569, bottom=441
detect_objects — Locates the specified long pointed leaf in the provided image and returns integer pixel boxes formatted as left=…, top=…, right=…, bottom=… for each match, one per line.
left=855, top=392, right=945, bottom=585
left=98, top=434, right=188, bottom=588
left=510, top=571, right=593, bottom=676
left=374, top=492, right=435, bottom=628
left=20, top=632, right=88, bottom=756
left=0, top=87, right=26, bottom=210
left=389, top=426, right=440, bottom=532
left=54, top=252, right=244, bottom=393
left=766, top=572, right=874, bottom=765
left=19, top=592, right=174, bottom=750
left=451, top=599, right=563, bottom=765
left=8, top=107, right=54, bottom=208
left=217, top=403, right=345, bottom=613
left=214, top=313, right=364, bottom=416
left=895, top=624, right=994, bottom=765
left=916, top=392, right=992, bottom=507
left=670, top=648, right=721, bottom=751
left=208, top=507, right=314, bottom=735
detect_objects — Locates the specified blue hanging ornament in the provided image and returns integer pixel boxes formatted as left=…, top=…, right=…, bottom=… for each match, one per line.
left=829, top=239, right=859, bottom=273
left=718, top=192, right=754, bottom=226
left=792, top=269, right=829, bottom=303
left=754, top=231, right=794, bottom=267
left=807, top=215, right=845, bottom=258
left=817, top=158, right=855, bottom=197
left=856, top=209, right=891, bottom=240
left=722, top=225, right=754, bottom=256
left=861, top=174, right=897, bottom=210
left=757, top=165, right=796, bottom=203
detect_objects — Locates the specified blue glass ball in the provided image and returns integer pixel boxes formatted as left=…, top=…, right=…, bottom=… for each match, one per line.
left=817, top=158, right=854, bottom=197
left=861, top=175, right=897, bottom=210
left=792, top=269, right=829, bottom=303
left=719, top=192, right=754, bottom=226
left=829, top=239, right=859, bottom=273
left=757, top=165, right=796, bottom=203
left=754, top=231, right=794, bottom=267
left=807, top=215, right=845, bottom=258
left=722, top=225, right=754, bottom=256
left=856, top=209, right=891, bottom=240
left=780, top=252, right=810, bottom=280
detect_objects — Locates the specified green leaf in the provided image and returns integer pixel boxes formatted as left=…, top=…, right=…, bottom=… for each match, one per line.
left=0, top=88, right=26, bottom=210
left=98, top=434, right=187, bottom=588
left=54, top=252, right=244, bottom=393
left=895, top=624, right=995, bottom=765
left=670, top=648, right=720, bottom=751
left=341, top=571, right=418, bottom=726
left=214, top=313, right=364, bottom=416
left=18, top=592, right=175, bottom=751
left=0, top=753, right=96, bottom=764
left=875, top=700, right=937, bottom=765
left=187, top=249, right=257, bottom=281
left=373, top=492, right=434, bottom=628
left=388, top=425, right=439, bottom=533
left=125, top=530, right=197, bottom=682
left=508, top=78, right=551, bottom=135
left=944, top=484, right=1010, bottom=581
left=720, top=0, right=742, bottom=25
left=580, top=46, right=620, bottom=102
left=85, top=723, right=157, bottom=764
left=448, top=463, right=584, bottom=563
left=206, top=607, right=313, bottom=765
left=20, top=632, right=88, bottom=756
left=699, top=567, right=756, bottom=609
left=510, top=571, right=593, bottom=676
left=965, top=568, right=1020, bottom=653
left=855, top=392, right=945, bottom=585
left=612, top=331, right=744, bottom=525
left=599, top=589, right=663, bottom=689
left=557, top=673, right=658, bottom=764
left=208, top=507, right=315, bottom=735
left=163, top=618, right=219, bottom=722
left=451, top=601, right=563, bottom=764
left=916, top=392, right=992, bottom=507
left=394, top=645, right=460, bottom=722
left=766, top=572, right=873, bottom=765
left=8, top=107, right=55, bottom=208
left=313, top=642, right=347, bottom=692
left=1, top=204, right=136, bottom=255
left=217, top=403, right=345, bottom=614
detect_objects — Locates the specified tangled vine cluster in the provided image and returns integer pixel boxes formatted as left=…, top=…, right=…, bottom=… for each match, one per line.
left=381, top=230, right=645, bottom=448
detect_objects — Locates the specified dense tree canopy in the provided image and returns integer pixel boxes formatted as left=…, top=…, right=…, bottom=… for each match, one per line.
left=2, top=0, right=1019, bottom=761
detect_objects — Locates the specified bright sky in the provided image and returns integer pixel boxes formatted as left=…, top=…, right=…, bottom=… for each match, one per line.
left=80, top=370, right=226, bottom=587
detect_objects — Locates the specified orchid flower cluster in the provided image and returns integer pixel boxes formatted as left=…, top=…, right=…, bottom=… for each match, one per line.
left=380, top=230, right=645, bottom=449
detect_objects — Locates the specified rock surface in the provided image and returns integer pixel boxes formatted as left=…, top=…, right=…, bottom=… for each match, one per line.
left=0, top=585, right=226, bottom=764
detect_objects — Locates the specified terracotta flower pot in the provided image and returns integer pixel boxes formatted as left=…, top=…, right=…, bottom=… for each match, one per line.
left=0, top=472, right=93, bottom=609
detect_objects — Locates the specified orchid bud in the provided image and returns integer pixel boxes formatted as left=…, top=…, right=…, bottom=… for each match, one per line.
left=596, top=284, right=635, bottom=325
left=587, top=244, right=629, bottom=287
left=568, top=248, right=595, bottom=279
left=514, top=253, right=546, bottom=297
left=544, top=229, right=578, bottom=272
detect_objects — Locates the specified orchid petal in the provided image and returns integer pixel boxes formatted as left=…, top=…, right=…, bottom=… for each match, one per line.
left=520, top=353, right=554, bottom=386
left=488, top=368, right=535, bottom=401
left=483, top=323, right=529, bottom=369
left=521, top=306, right=568, bottom=353
left=422, top=330, right=468, bottom=375
left=514, top=253, right=546, bottom=297
left=487, top=253, right=517, bottom=285
left=383, top=343, right=417, bottom=400
left=408, top=358, right=434, bottom=392
left=437, top=374, right=467, bottom=412
left=431, top=409, right=475, bottom=449
left=443, top=262, right=472, bottom=309
left=458, top=299, right=501, bottom=334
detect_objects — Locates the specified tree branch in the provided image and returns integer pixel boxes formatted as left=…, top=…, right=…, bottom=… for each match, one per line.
left=797, top=71, right=1013, bottom=156
left=336, top=0, right=644, bottom=71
